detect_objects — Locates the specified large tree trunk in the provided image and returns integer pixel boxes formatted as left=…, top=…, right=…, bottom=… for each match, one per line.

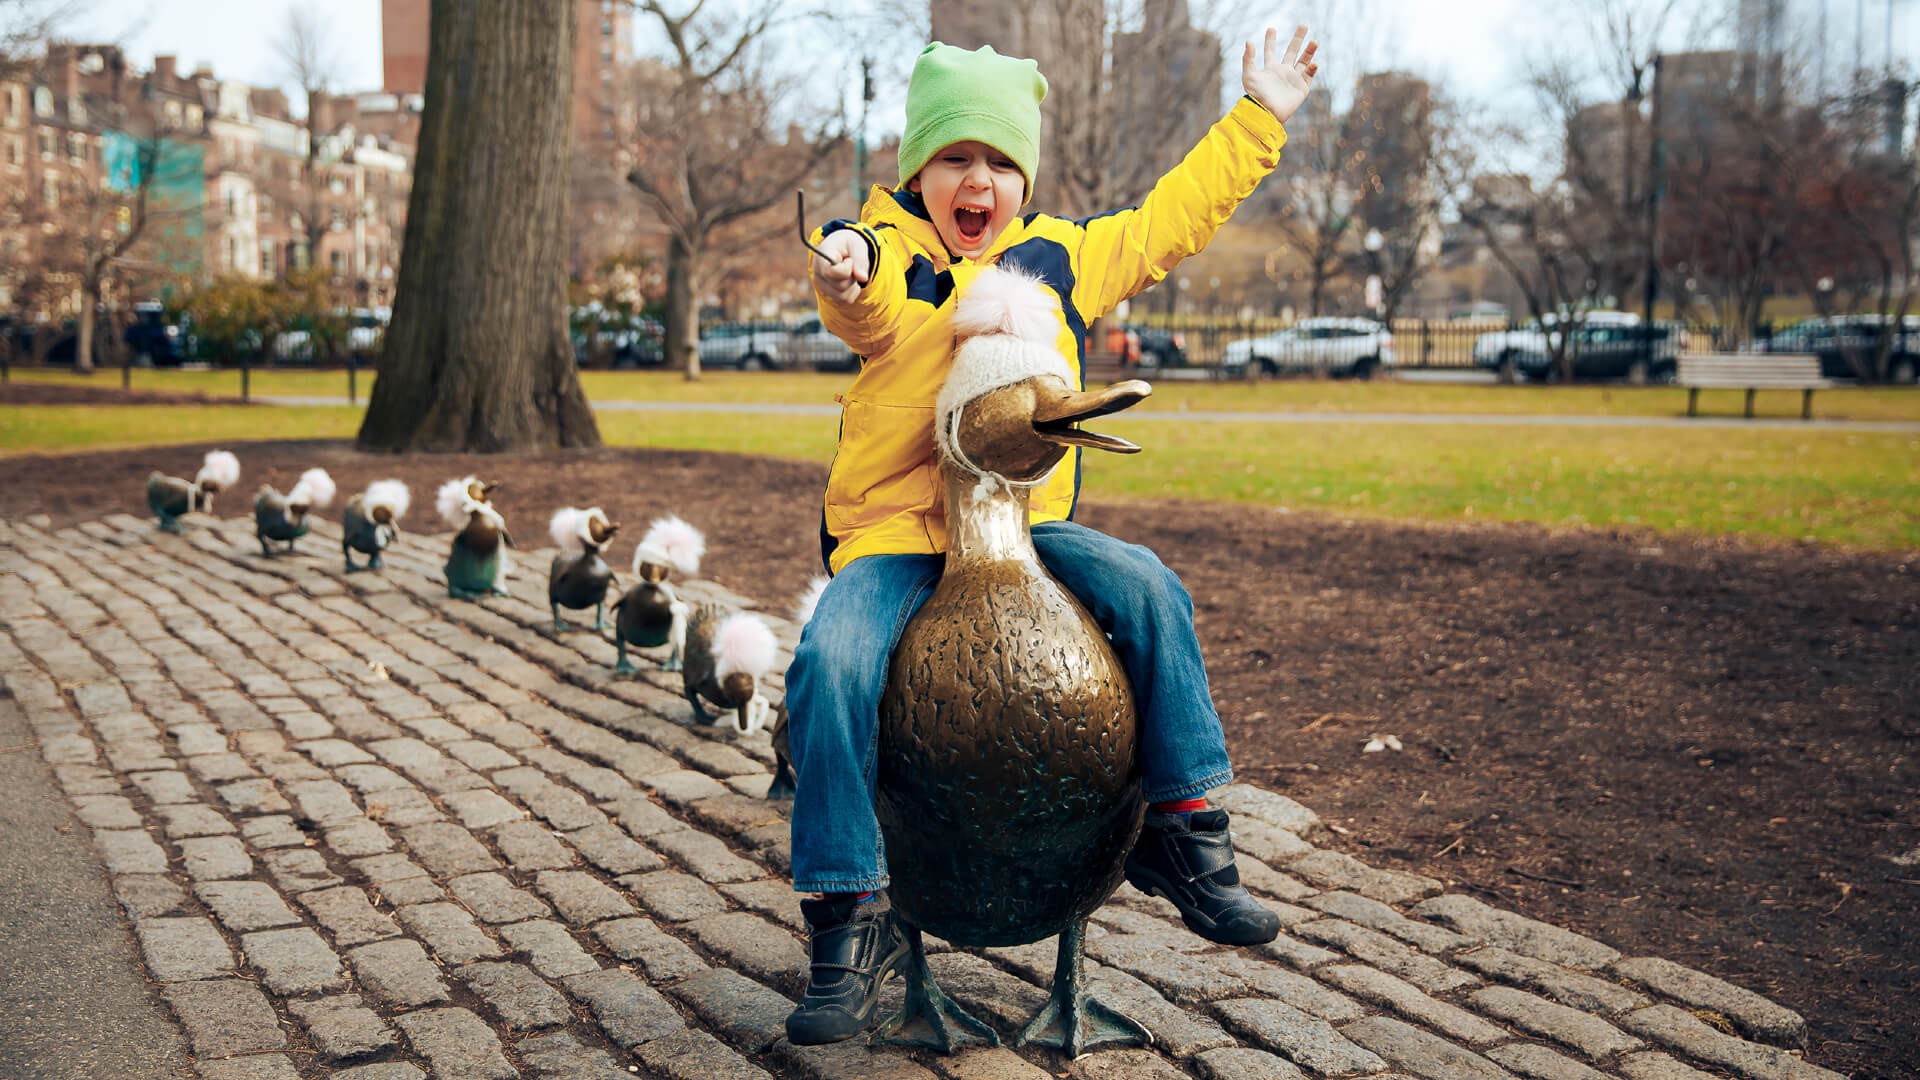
left=665, top=233, right=701, bottom=381
left=357, top=0, right=600, bottom=452
left=75, top=283, right=96, bottom=373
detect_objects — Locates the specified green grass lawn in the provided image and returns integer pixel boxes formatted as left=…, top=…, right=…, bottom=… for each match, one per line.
left=5, top=395, right=1913, bottom=549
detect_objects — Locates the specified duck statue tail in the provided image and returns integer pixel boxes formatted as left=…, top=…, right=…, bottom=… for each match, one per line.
left=364, top=480, right=410, bottom=523
left=633, top=514, right=705, bottom=578
left=549, top=507, right=589, bottom=554
left=288, top=468, right=336, bottom=510
left=436, top=476, right=479, bottom=529
left=195, top=449, right=241, bottom=493
left=793, top=574, right=830, bottom=626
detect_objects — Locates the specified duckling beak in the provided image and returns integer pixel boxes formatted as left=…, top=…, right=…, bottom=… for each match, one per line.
left=1031, top=378, right=1152, bottom=454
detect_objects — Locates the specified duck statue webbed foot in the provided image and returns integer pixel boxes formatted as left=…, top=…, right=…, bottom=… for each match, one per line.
left=871, top=926, right=1000, bottom=1053
left=1011, top=922, right=1149, bottom=1055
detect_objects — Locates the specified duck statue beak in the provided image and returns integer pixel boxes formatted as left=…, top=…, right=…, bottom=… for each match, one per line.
left=1030, top=378, right=1152, bottom=454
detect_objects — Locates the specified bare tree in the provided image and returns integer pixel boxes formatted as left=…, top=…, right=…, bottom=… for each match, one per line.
left=357, top=0, right=600, bottom=452
left=620, top=0, right=846, bottom=379
left=0, top=0, right=73, bottom=75
left=272, top=4, right=341, bottom=272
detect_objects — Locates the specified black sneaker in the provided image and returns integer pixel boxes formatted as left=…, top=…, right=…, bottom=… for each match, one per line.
left=785, top=892, right=910, bottom=1045
left=1125, top=809, right=1281, bottom=946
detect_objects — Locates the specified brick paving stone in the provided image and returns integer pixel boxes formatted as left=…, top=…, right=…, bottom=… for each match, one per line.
left=566, top=821, right=663, bottom=875
left=1230, top=817, right=1315, bottom=864
left=608, top=741, right=681, bottom=783
left=1616, top=1005, right=1843, bottom=1080
left=1454, top=947, right=1651, bottom=1015
left=215, top=778, right=292, bottom=813
left=299, top=886, right=402, bottom=946
left=1211, top=999, right=1386, bottom=1075
left=1090, top=907, right=1212, bottom=951
left=982, top=939, right=1063, bottom=983
left=594, top=917, right=711, bottom=981
left=241, top=815, right=307, bottom=850
left=137, top=916, right=236, bottom=981
left=246, top=748, right=328, bottom=783
left=922, top=1046, right=1056, bottom=1080
left=450, top=872, right=553, bottom=923
left=651, top=828, right=765, bottom=882
left=1303, top=891, right=1478, bottom=953
left=1084, top=966, right=1239, bottom=1057
left=1319, top=965, right=1508, bottom=1044
left=457, top=961, right=575, bottom=1029
left=162, top=978, right=286, bottom=1057
left=53, top=763, right=122, bottom=796
left=500, top=918, right=601, bottom=978
left=1294, top=919, right=1478, bottom=993
left=684, top=910, right=809, bottom=992
left=396, top=902, right=505, bottom=964
left=105, top=737, right=178, bottom=773
left=685, top=792, right=788, bottom=836
left=1486, top=1043, right=1614, bottom=1080
left=241, top=926, right=348, bottom=994
left=444, top=739, right=521, bottom=772
left=1285, top=850, right=1442, bottom=906
left=622, top=869, right=731, bottom=923
left=1611, top=956, right=1809, bottom=1050
left=114, top=873, right=190, bottom=917
left=904, top=951, right=1046, bottom=1030
left=1471, top=985, right=1643, bottom=1060
left=1414, top=895, right=1621, bottom=971
left=642, top=768, right=731, bottom=805
left=492, top=819, right=577, bottom=870
left=1209, top=953, right=1364, bottom=1022
left=130, top=770, right=196, bottom=804
left=337, top=763, right=414, bottom=794
left=635, top=1028, right=773, bottom=1080
left=773, top=1039, right=938, bottom=1080
left=1616, top=1051, right=1721, bottom=1080
left=1340, top=1016, right=1511, bottom=1079
left=603, top=791, right=687, bottom=839
left=562, top=966, right=686, bottom=1048
left=279, top=712, right=333, bottom=740
left=516, top=1030, right=633, bottom=1080
left=1192, top=1047, right=1308, bottom=1080
left=169, top=724, right=227, bottom=756
left=262, top=849, right=345, bottom=893
left=284, top=779, right=364, bottom=827
left=1083, top=935, right=1247, bottom=1004
left=1212, top=785, right=1330, bottom=841
left=287, top=994, right=400, bottom=1059
left=720, top=878, right=807, bottom=932
left=185, top=750, right=260, bottom=783
left=442, top=789, right=525, bottom=830
left=347, top=938, right=451, bottom=1007
left=324, top=819, right=394, bottom=857
left=533, top=869, right=635, bottom=925
left=666, top=967, right=794, bottom=1053
left=397, top=821, right=500, bottom=876
left=401, top=716, right=467, bottom=743
left=1064, top=1048, right=1192, bottom=1080
left=195, top=1055, right=301, bottom=1080
left=38, top=733, right=98, bottom=764
left=196, top=881, right=302, bottom=932
left=392, top=1007, right=515, bottom=1080
left=562, top=764, right=636, bottom=802
left=178, top=835, right=253, bottom=880
left=524, top=784, right=607, bottom=831
left=331, top=1065, right=428, bottom=1080
left=96, top=828, right=170, bottom=874
left=362, top=787, right=443, bottom=826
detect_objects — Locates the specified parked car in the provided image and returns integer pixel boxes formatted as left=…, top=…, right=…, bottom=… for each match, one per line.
left=784, top=318, right=859, bottom=372
left=1472, top=310, right=1683, bottom=382
left=1221, top=316, right=1394, bottom=377
left=698, top=322, right=787, bottom=370
left=1754, top=314, right=1920, bottom=383
left=124, top=302, right=190, bottom=367
left=573, top=316, right=665, bottom=368
left=1123, top=324, right=1189, bottom=369
left=346, top=307, right=388, bottom=364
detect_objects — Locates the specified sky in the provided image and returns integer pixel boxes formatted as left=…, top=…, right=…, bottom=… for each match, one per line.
left=62, top=0, right=1920, bottom=125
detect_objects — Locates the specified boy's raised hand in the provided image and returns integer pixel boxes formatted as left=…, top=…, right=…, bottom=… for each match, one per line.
left=1243, top=25, right=1319, bottom=124
left=811, top=231, right=871, bottom=305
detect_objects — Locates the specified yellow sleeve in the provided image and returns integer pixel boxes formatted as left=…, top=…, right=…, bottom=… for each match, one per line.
left=1071, top=98, right=1288, bottom=321
left=810, top=221, right=911, bottom=359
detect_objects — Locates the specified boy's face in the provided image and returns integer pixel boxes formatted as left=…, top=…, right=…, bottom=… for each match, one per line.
left=907, top=140, right=1025, bottom=261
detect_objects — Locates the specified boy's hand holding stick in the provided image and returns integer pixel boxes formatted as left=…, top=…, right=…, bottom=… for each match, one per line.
left=797, top=191, right=871, bottom=304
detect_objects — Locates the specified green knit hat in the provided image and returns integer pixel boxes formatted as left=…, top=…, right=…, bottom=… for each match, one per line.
left=898, top=42, right=1048, bottom=203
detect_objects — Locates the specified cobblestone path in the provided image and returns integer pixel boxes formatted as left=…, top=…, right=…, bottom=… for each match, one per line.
left=0, top=513, right=1850, bottom=1080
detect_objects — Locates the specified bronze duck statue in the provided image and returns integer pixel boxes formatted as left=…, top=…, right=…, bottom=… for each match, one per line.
left=547, top=506, right=620, bottom=631
left=340, top=479, right=410, bottom=572
left=679, top=605, right=778, bottom=735
left=146, top=449, right=239, bottom=534
left=611, top=515, right=703, bottom=674
left=436, top=476, right=514, bottom=599
left=872, top=267, right=1155, bottom=1055
left=252, top=467, right=335, bottom=556
left=765, top=575, right=829, bottom=800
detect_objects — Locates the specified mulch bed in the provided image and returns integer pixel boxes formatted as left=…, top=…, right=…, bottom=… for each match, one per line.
left=0, top=381, right=258, bottom=407
left=2, top=437, right=1914, bottom=1077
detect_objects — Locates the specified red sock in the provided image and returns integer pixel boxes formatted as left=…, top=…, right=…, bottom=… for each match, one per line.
left=1152, top=798, right=1207, bottom=814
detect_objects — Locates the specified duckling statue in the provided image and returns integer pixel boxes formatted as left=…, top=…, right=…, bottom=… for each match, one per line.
left=871, top=268, right=1156, bottom=1055
left=766, top=575, right=828, bottom=800
left=547, top=506, right=620, bottom=631
left=680, top=606, right=777, bottom=734
left=146, top=449, right=239, bottom=533
left=436, top=476, right=513, bottom=599
left=610, top=515, right=704, bottom=674
left=252, top=467, right=336, bottom=555
left=341, top=480, right=410, bottom=572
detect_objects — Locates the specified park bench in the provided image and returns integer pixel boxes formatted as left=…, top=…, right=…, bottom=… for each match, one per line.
left=1677, top=352, right=1832, bottom=419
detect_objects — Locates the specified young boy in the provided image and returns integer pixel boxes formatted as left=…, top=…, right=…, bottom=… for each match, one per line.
left=786, top=27, right=1320, bottom=1045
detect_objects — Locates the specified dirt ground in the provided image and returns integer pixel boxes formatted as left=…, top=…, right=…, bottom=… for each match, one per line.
left=2, top=424, right=1915, bottom=1078
left=0, top=380, right=257, bottom=408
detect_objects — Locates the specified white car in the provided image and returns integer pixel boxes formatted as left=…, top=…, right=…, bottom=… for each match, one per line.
left=1221, top=316, right=1395, bottom=377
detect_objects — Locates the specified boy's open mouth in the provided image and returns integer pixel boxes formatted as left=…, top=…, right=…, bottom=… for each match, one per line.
left=954, top=207, right=989, bottom=244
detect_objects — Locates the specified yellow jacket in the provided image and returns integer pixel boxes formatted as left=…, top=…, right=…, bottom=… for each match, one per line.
left=812, top=98, right=1287, bottom=573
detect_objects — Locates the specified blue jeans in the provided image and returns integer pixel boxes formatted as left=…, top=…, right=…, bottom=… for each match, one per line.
left=786, top=520, right=1234, bottom=893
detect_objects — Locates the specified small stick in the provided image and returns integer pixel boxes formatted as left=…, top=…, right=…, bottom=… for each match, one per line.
left=796, top=190, right=839, bottom=264
left=1506, top=865, right=1586, bottom=889
left=1434, top=836, right=1465, bottom=858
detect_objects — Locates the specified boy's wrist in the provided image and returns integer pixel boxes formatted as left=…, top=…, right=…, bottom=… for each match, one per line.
left=820, top=221, right=880, bottom=293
